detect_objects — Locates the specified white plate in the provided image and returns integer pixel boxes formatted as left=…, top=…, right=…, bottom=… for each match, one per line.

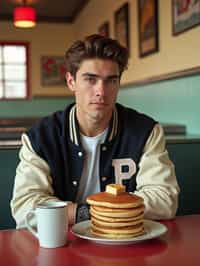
left=71, top=219, right=167, bottom=245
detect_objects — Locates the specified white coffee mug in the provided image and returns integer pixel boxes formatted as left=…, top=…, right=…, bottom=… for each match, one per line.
left=25, top=201, right=68, bottom=248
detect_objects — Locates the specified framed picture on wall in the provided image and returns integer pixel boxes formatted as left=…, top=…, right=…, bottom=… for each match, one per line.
left=114, top=3, right=130, bottom=54
left=172, top=0, right=200, bottom=35
left=98, top=21, right=110, bottom=37
left=138, top=0, right=159, bottom=57
left=41, top=56, right=66, bottom=86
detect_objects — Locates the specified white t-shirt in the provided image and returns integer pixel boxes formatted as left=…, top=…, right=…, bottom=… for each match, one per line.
left=76, top=128, right=108, bottom=203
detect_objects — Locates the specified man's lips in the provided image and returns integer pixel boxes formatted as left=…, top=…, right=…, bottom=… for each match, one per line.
left=91, top=102, right=107, bottom=105
left=90, top=102, right=109, bottom=109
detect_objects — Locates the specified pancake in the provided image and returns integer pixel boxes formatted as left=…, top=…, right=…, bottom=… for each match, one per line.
left=90, top=210, right=144, bottom=222
left=90, top=205, right=145, bottom=218
left=91, top=227, right=145, bottom=239
left=91, top=216, right=143, bottom=227
left=91, top=222, right=144, bottom=236
left=87, top=191, right=143, bottom=209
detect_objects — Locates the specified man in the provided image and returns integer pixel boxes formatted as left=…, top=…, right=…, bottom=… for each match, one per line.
left=11, top=34, right=179, bottom=228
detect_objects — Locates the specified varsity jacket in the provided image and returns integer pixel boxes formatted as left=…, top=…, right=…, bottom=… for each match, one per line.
left=11, top=103, right=180, bottom=228
left=27, top=103, right=156, bottom=201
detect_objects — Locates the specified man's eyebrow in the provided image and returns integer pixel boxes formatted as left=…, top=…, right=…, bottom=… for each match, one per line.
left=82, top=73, right=98, bottom=77
left=82, top=73, right=119, bottom=79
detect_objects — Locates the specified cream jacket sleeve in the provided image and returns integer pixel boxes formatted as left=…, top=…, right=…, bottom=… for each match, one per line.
left=10, top=134, right=62, bottom=228
left=134, top=124, right=180, bottom=220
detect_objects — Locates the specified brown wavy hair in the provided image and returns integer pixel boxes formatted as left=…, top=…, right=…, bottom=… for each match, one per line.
left=65, top=34, right=128, bottom=78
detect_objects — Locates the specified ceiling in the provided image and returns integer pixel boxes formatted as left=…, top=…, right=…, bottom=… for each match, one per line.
left=0, top=0, right=89, bottom=23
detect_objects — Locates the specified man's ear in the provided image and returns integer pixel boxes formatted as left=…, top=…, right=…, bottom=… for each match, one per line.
left=65, top=72, right=75, bottom=91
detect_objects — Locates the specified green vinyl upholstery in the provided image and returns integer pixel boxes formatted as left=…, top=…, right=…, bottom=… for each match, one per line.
left=167, top=142, right=200, bottom=216
left=0, top=141, right=199, bottom=229
left=0, top=148, right=18, bottom=229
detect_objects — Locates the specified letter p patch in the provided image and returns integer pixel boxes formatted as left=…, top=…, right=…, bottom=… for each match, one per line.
left=112, top=158, right=136, bottom=184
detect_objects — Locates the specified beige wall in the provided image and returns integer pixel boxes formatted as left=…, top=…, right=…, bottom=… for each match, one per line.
left=0, top=21, right=75, bottom=97
left=74, top=0, right=200, bottom=85
left=1, top=1, right=200, bottom=95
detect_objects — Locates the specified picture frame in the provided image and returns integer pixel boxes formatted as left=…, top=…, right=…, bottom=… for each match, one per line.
left=98, top=21, right=110, bottom=37
left=138, top=0, right=159, bottom=57
left=114, top=3, right=130, bottom=54
left=172, top=0, right=200, bottom=35
left=41, top=56, right=66, bottom=86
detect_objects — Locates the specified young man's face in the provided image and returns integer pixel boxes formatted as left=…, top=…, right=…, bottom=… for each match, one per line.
left=66, top=58, right=120, bottom=124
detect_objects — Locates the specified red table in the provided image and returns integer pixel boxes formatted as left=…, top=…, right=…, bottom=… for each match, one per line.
left=0, top=215, right=200, bottom=266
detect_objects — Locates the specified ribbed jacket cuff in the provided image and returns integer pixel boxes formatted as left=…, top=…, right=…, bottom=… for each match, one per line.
left=75, top=203, right=90, bottom=223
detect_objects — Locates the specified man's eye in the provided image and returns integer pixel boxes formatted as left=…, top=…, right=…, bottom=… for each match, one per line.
left=85, top=77, right=96, bottom=84
left=112, top=78, right=119, bottom=84
left=107, top=78, right=119, bottom=85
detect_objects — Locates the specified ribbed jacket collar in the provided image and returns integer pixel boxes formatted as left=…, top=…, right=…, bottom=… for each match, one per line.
left=69, top=104, right=118, bottom=146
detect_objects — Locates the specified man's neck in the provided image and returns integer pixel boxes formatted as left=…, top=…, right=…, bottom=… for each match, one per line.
left=76, top=109, right=112, bottom=137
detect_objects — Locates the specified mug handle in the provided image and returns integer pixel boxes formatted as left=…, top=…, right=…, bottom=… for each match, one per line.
left=25, top=210, right=38, bottom=238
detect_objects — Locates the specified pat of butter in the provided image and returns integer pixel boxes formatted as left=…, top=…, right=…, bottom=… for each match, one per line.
left=106, top=184, right=125, bottom=195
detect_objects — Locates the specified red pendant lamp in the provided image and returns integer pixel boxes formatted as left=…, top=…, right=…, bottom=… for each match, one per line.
left=14, top=1, right=36, bottom=28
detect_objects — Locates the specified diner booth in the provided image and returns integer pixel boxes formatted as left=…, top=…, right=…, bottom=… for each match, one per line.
left=0, top=1, right=200, bottom=265
left=1, top=121, right=200, bottom=230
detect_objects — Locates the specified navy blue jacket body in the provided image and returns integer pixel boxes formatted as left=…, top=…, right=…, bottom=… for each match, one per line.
left=27, top=103, right=156, bottom=204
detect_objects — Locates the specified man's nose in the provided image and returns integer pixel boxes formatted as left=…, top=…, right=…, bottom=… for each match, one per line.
left=95, top=79, right=105, bottom=96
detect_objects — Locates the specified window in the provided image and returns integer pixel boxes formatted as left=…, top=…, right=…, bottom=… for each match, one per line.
left=0, top=42, right=29, bottom=99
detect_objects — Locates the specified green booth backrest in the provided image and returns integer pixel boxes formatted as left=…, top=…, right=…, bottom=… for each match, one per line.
left=0, top=149, right=18, bottom=229
left=167, top=142, right=200, bottom=216
left=0, top=142, right=199, bottom=230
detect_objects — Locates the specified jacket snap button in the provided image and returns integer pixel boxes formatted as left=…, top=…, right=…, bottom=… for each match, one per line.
left=102, top=146, right=107, bottom=151
left=78, top=151, right=83, bottom=157
left=72, top=180, right=78, bottom=186
left=101, top=177, right=107, bottom=182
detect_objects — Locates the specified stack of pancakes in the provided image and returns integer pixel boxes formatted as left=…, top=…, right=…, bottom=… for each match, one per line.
left=86, top=184, right=145, bottom=239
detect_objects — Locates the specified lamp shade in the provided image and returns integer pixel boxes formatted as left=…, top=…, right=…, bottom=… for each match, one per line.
left=14, top=7, right=36, bottom=28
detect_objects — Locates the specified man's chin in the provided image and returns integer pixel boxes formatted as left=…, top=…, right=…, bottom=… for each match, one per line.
left=88, top=104, right=113, bottom=119
left=89, top=109, right=108, bottom=120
